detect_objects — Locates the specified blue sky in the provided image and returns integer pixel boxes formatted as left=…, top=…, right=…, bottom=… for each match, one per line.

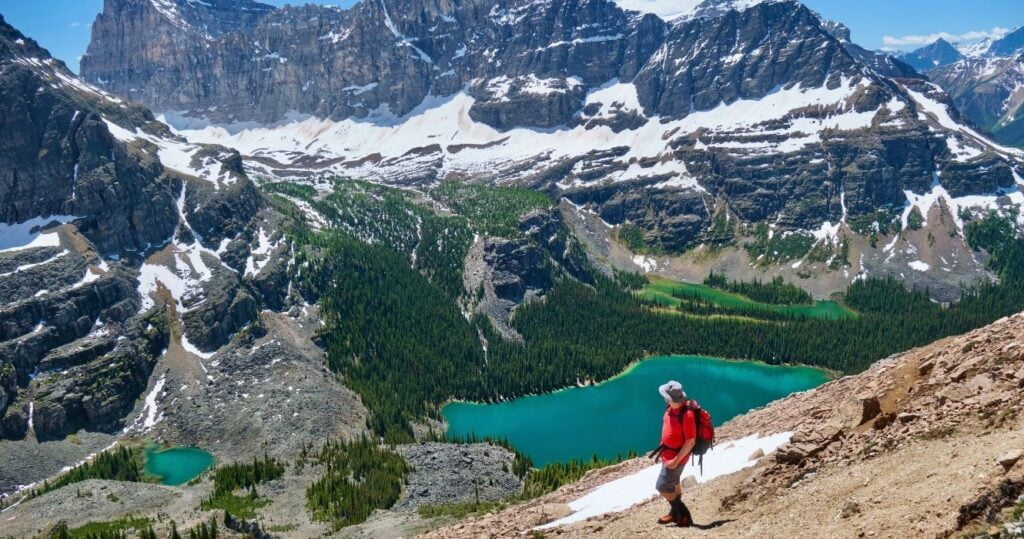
left=1, top=0, right=1021, bottom=73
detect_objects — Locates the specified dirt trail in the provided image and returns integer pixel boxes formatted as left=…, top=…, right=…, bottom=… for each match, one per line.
left=424, top=312, right=1024, bottom=538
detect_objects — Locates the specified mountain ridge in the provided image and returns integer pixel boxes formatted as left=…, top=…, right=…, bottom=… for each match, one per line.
left=78, top=0, right=1024, bottom=302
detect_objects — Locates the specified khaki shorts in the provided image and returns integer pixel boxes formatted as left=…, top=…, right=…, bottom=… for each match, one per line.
left=655, top=464, right=683, bottom=493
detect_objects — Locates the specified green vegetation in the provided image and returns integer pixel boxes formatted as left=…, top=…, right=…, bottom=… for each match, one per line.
left=270, top=177, right=1024, bottom=453
left=46, top=517, right=156, bottom=539
left=209, top=455, right=285, bottom=497
left=849, top=209, right=902, bottom=248
left=613, top=269, right=648, bottom=291
left=261, top=181, right=317, bottom=200
left=294, top=230, right=485, bottom=441
left=744, top=224, right=816, bottom=264
left=703, top=272, right=812, bottom=305
left=304, top=437, right=409, bottom=530
left=185, top=517, right=219, bottom=539
left=200, top=455, right=285, bottom=519
left=640, top=276, right=854, bottom=320
left=431, top=180, right=553, bottom=237
left=706, top=211, right=736, bottom=245
left=286, top=179, right=474, bottom=299
left=519, top=454, right=629, bottom=499
left=31, top=446, right=142, bottom=498
left=907, top=207, right=925, bottom=230
left=615, top=223, right=664, bottom=255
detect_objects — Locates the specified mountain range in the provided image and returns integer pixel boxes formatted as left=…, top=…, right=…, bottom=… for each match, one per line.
left=898, top=27, right=1024, bottom=148
left=2, top=0, right=1024, bottom=536
left=72, top=0, right=1024, bottom=303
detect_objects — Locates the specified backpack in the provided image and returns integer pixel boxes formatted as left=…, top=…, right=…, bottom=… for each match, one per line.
left=648, top=400, right=716, bottom=473
left=684, top=400, right=715, bottom=460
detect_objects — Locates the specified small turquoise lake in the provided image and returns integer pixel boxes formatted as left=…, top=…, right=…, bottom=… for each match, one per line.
left=443, top=355, right=829, bottom=466
left=144, top=447, right=215, bottom=485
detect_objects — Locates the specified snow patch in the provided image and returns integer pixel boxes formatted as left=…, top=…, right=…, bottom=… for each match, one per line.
left=909, top=260, right=930, bottom=272
left=632, top=254, right=658, bottom=272
left=538, top=432, right=793, bottom=529
left=0, top=215, right=76, bottom=253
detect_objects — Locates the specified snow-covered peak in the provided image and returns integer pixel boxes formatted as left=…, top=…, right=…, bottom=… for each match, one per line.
left=613, top=0, right=782, bottom=22
left=957, top=38, right=993, bottom=59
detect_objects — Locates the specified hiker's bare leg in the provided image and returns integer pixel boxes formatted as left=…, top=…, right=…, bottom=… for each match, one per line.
left=660, top=483, right=681, bottom=501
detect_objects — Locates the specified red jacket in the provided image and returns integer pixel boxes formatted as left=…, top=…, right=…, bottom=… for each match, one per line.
left=660, top=406, right=697, bottom=462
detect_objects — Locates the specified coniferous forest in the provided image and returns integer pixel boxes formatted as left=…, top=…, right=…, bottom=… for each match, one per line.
left=267, top=181, right=1024, bottom=445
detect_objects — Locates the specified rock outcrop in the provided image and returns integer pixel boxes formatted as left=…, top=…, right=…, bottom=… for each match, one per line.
left=0, top=15, right=301, bottom=444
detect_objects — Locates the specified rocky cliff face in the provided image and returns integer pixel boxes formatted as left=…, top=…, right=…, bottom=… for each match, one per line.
left=81, top=0, right=1024, bottom=294
left=0, top=14, right=304, bottom=445
left=1, top=19, right=177, bottom=255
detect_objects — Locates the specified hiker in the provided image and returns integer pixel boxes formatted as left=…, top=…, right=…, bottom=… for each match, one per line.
left=653, top=380, right=696, bottom=527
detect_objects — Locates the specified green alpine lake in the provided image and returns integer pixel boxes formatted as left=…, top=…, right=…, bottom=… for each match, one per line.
left=143, top=446, right=215, bottom=486
left=443, top=355, right=829, bottom=466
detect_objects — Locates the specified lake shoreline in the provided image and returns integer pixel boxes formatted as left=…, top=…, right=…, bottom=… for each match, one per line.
left=443, top=354, right=831, bottom=466
left=441, top=353, right=836, bottom=409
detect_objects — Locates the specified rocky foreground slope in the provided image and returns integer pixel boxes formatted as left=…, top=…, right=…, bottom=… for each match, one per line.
left=427, top=311, right=1024, bottom=538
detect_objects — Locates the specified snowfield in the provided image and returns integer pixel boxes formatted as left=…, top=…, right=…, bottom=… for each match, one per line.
left=163, top=78, right=897, bottom=190
left=537, top=431, right=794, bottom=529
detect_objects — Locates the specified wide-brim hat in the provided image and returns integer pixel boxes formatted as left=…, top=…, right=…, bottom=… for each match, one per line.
left=658, top=380, right=687, bottom=403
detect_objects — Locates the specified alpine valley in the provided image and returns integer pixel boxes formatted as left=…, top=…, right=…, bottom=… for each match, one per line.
left=0, top=0, right=1023, bottom=537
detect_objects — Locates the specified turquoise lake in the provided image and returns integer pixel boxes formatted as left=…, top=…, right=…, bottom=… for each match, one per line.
left=143, top=447, right=215, bottom=486
left=443, top=355, right=829, bottom=466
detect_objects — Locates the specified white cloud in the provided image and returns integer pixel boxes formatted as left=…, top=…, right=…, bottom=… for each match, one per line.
left=69, top=22, right=81, bottom=28
left=882, top=26, right=1011, bottom=47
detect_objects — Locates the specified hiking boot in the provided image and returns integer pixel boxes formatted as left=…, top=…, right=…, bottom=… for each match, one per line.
left=657, top=500, right=680, bottom=524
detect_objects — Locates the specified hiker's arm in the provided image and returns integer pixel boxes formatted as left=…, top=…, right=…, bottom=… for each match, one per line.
left=667, top=438, right=696, bottom=468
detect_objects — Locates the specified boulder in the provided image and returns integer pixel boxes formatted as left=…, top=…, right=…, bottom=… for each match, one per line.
left=998, top=451, right=1022, bottom=471
left=748, top=448, right=766, bottom=461
left=897, top=412, right=920, bottom=424
left=532, top=503, right=573, bottom=525
left=840, top=394, right=882, bottom=428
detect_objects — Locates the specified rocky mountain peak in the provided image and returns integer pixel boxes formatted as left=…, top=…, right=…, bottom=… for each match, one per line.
left=987, top=25, right=1024, bottom=57
left=897, top=38, right=964, bottom=71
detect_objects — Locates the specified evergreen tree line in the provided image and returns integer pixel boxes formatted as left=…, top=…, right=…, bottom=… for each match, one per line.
left=32, top=446, right=141, bottom=498
left=519, top=453, right=635, bottom=499
left=209, top=455, right=285, bottom=498
left=703, top=271, right=813, bottom=305
left=199, top=455, right=284, bottom=519
left=43, top=517, right=155, bottom=539
left=185, top=518, right=218, bottom=539
left=304, top=437, right=409, bottom=530
left=280, top=179, right=1024, bottom=448
left=430, top=180, right=554, bottom=239
left=665, top=292, right=814, bottom=322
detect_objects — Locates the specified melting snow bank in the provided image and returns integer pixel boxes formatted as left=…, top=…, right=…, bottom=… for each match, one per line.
left=536, top=432, right=793, bottom=530
left=0, top=215, right=77, bottom=253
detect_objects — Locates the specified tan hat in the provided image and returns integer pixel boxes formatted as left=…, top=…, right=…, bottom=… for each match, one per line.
left=658, top=380, right=687, bottom=403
